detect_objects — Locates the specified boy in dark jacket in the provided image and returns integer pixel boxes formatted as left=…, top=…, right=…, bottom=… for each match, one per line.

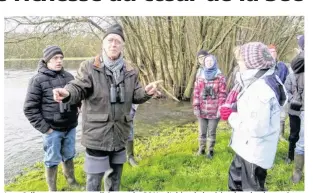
left=24, top=46, right=80, bottom=191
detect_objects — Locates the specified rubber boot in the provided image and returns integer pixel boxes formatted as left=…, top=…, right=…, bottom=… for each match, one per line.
left=63, top=159, right=79, bottom=186
left=279, top=121, right=286, bottom=141
left=292, top=154, right=304, bottom=183
left=207, top=150, right=214, bottom=159
left=127, top=140, right=138, bottom=167
left=196, top=139, right=206, bottom=156
left=109, top=164, right=124, bottom=191
left=86, top=173, right=104, bottom=191
left=46, top=166, right=58, bottom=191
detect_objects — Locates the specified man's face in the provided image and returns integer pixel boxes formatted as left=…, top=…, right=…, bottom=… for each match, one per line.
left=198, top=55, right=205, bottom=66
left=47, top=54, right=63, bottom=71
left=103, top=34, right=124, bottom=60
left=269, top=49, right=277, bottom=60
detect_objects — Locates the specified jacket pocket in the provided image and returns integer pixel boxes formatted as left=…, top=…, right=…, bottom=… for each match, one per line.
left=125, top=114, right=133, bottom=122
left=120, top=115, right=133, bottom=141
left=84, top=114, right=110, bottom=138
left=86, top=114, right=109, bottom=122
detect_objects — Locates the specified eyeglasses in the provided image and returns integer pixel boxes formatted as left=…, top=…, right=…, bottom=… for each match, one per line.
left=106, top=38, right=123, bottom=45
left=51, top=56, right=64, bottom=61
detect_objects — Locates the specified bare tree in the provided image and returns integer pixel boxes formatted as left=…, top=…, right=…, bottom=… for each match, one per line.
left=4, top=16, right=304, bottom=100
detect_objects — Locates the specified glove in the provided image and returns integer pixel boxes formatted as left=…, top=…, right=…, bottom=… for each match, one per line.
left=220, top=106, right=233, bottom=120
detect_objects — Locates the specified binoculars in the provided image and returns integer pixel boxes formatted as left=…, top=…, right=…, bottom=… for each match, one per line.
left=202, top=86, right=216, bottom=100
left=59, top=102, right=71, bottom=113
left=110, top=83, right=125, bottom=104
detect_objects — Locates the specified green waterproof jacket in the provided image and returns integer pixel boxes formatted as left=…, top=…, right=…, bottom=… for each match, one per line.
left=64, top=55, right=151, bottom=151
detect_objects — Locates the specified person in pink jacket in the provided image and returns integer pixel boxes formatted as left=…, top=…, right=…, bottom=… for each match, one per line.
left=193, top=54, right=227, bottom=159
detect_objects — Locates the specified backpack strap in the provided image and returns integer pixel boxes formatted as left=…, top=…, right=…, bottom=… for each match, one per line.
left=245, top=69, right=269, bottom=90
left=237, top=69, right=270, bottom=101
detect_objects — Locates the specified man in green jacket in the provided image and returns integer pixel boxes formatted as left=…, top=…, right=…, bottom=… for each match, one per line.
left=52, top=23, right=160, bottom=191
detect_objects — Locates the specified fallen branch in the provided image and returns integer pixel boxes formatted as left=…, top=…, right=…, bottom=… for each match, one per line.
left=159, top=85, right=180, bottom=102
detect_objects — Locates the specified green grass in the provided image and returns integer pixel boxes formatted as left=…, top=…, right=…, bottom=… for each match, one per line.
left=5, top=121, right=304, bottom=191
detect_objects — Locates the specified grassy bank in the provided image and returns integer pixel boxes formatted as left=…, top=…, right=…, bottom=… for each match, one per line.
left=5, top=121, right=304, bottom=191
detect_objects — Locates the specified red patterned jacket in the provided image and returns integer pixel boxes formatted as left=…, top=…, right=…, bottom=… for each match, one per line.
left=193, top=74, right=227, bottom=119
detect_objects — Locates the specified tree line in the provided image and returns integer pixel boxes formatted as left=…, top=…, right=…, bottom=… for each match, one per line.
left=5, top=16, right=304, bottom=100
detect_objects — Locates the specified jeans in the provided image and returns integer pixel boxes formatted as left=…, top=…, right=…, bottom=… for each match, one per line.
left=43, top=128, right=76, bottom=167
left=198, top=117, right=219, bottom=151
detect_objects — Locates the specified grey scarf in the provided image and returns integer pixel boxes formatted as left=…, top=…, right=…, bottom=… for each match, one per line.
left=102, top=53, right=124, bottom=82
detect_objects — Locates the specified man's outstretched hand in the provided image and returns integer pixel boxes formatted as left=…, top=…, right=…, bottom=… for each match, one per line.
left=52, top=88, right=70, bottom=103
left=145, top=80, right=163, bottom=96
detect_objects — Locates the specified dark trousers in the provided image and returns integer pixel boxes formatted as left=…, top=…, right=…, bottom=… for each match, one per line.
left=228, top=154, right=267, bottom=191
left=288, top=114, right=301, bottom=160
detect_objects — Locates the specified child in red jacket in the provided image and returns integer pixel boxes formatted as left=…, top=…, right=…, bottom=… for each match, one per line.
left=193, top=54, right=227, bottom=159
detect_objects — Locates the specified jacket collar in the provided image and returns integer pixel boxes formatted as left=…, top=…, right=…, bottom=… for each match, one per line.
left=235, top=68, right=275, bottom=88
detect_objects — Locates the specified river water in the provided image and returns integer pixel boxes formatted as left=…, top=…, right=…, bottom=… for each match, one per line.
left=4, top=67, right=196, bottom=184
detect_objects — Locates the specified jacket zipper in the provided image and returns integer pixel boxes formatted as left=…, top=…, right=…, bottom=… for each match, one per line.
left=104, top=71, right=115, bottom=150
left=57, top=73, right=65, bottom=87
left=251, top=163, right=255, bottom=180
left=111, top=78, right=115, bottom=122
